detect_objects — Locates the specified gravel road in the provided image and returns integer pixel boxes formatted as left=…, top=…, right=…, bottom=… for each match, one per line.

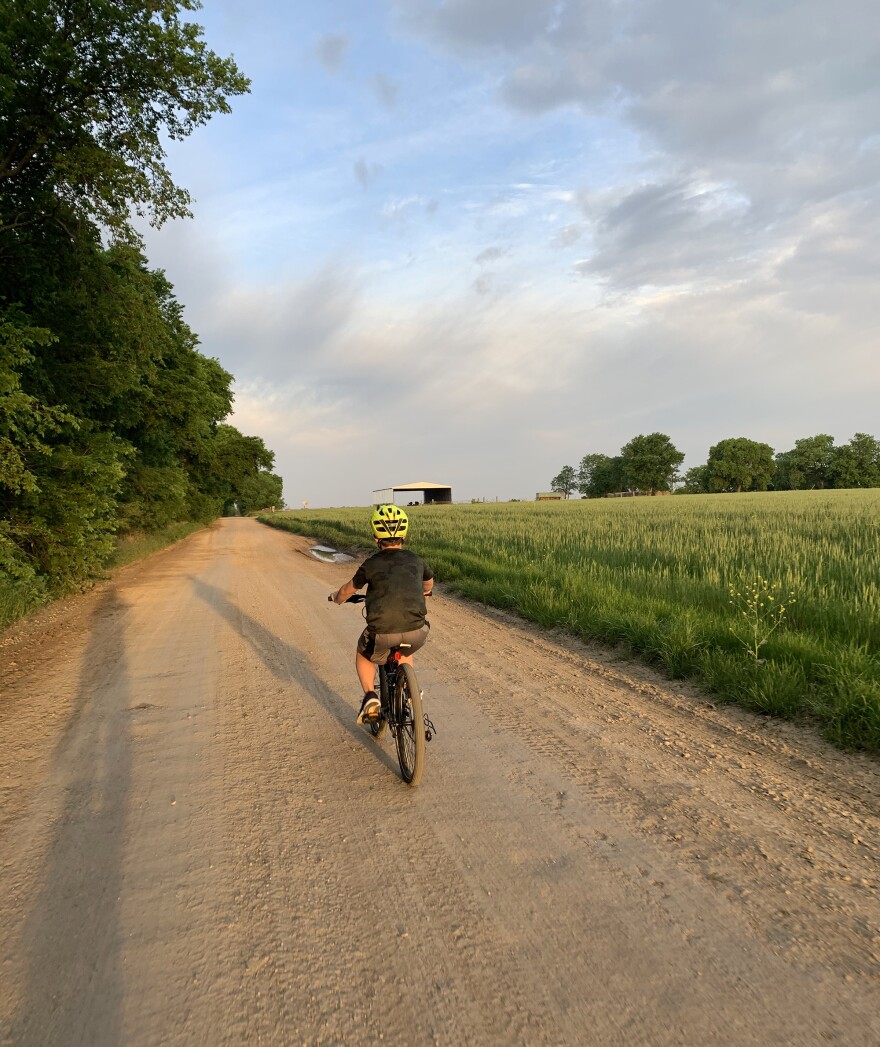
left=1, top=518, right=878, bottom=1046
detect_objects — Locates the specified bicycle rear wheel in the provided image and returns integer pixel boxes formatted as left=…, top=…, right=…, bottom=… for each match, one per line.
left=394, top=663, right=425, bottom=785
left=370, top=665, right=389, bottom=739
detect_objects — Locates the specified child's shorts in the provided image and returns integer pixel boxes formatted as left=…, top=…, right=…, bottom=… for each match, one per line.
left=357, top=622, right=430, bottom=663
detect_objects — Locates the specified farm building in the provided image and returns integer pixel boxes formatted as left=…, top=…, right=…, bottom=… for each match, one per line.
left=535, top=491, right=564, bottom=500
left=372, top=481, right=453, bottom=506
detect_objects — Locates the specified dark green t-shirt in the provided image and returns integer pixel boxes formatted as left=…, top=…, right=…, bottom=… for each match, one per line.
left=352, top=547, right=433, bottom=633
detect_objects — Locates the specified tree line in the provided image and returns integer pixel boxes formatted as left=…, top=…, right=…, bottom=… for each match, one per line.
left=552, top=432, right=880, bottom=498
left=1, top=0, right=281, bottom=605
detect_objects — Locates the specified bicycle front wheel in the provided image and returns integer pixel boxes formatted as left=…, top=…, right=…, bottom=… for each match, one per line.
left=394, top=663, right=425, bottom=785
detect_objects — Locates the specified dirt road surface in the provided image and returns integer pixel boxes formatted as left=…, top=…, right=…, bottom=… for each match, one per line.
left=1, top=518, right=878, bottom=1046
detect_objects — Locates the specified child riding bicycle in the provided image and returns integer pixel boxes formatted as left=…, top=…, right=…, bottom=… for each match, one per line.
left=330, top=505, right=433, bottom=724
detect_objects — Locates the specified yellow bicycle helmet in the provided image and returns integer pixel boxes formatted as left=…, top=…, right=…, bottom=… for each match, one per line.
left=371, top=504, right=409, bottom=540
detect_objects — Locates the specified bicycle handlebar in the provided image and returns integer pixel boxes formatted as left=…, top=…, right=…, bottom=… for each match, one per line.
left=329, top=592, right=431, bottom=603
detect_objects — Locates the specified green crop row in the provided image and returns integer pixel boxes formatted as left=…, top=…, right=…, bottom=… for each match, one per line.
left=259, top=490, right=880, bottom=752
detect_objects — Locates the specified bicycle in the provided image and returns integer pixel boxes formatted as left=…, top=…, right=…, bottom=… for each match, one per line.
left=340, top=594, right=435, bottom=786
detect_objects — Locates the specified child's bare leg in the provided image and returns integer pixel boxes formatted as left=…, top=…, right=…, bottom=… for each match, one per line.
left=356, top=651, right=377, bottom=693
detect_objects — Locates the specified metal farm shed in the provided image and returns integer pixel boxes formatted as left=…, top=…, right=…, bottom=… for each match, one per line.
left=372, top=481, right=452, bottom=506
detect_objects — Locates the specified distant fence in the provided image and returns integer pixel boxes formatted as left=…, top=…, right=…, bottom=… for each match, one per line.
left=606, top=490, right=672, bottom=498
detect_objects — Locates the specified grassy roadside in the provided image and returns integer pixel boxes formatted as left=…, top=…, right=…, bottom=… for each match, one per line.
left=259, top=493, right=880, bottom=753
left=0, top=520, right=209, bottom=631
left=107, top=521, right=208, bottom=570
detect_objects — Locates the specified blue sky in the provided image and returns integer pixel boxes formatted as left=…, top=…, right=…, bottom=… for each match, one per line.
left=144, top=0, right=880, bottom=506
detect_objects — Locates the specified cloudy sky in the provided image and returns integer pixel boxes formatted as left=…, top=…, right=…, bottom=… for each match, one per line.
left=144, top=0, right=880, bottom=507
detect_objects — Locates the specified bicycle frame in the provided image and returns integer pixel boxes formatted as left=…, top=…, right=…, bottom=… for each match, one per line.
left=378, top=647, right=405, bottom=719
left=338, top=592, right=433, bottom=784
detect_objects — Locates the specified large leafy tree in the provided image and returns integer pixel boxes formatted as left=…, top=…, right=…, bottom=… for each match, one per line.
left=778, top=434, right=836, bottom=490
left=8, top=424, right=131, bottom=580
left=706, top=437, right=775, bottom=493
left=0, top=311, right=70, bottom=496
left=829, top=433, right=880, bottom=489
left=2, top=236, right=279, bottom=586
left=619, top=432, right=684, bottom=494
left=677, top=464, right=710, bottom=494
left=577, top=453, right=623, bottom=498
left=551, top=465, right=577, bottom=498
left=0, top=0, right=249, bottom=241
left=0, top=5, right=284, bottom=615
left=209, top=425, right=283, bottom=515
left=0, top=312, right=73, bottom=595
left=772, top=449, right=800, bottom=491
left=106, top=254, right=235, bottom=528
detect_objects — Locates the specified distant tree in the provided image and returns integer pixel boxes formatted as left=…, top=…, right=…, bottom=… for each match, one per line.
left=239, top=469, right=284, bottom=513
left=706, top=437, right=775, bottom=493
left=828, top=433, right=880, bottom=489
left=210, top=425, right=282, bottom=515
left=772, top=449, right=801, bottom=491
left=619, top=433, right=684, bottom=494
left=786, top=434, right=836, bottom=489
left=576, top=453, right=623, bottom=498
left=677, top=464, right=710, bottom=494
left=551, top=465, right=577, bottom=499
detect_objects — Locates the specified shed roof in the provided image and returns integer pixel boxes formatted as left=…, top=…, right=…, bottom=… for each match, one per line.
left=377, top=481, right=451, bottom=491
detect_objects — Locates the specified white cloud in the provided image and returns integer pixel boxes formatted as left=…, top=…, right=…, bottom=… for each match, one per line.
left=380, top=195, right=427, bottom=222
left=143, top=1, right=880, bottom=505
left=574, top=177, right=754, bottom=289
left=399, top=0, right=880, bottom=291
left=550, top=223, right=584, bottom=248
left=163, top=218, right=879, bottom=505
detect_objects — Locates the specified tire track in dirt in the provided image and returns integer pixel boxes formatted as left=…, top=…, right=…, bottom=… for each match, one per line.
left=421, top=594, right=880, bottom=980
left=210, top=543, right=550, bottom=1045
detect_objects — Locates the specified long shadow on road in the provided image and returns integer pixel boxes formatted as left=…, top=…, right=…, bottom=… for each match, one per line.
left=10, top=588, right=130, bottom=1046
left=188, top=576, right=399, bottom=776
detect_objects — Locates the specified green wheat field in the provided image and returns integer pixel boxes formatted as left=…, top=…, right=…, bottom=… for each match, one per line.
left=260, top=490, right=880, bottom=752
